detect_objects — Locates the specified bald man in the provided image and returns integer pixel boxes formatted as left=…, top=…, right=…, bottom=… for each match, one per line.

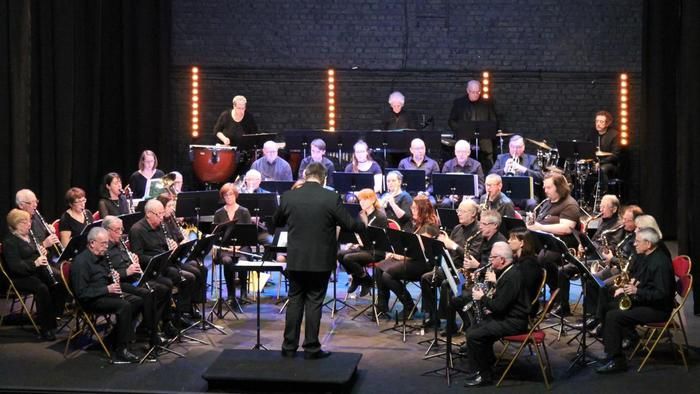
left=398, top=138, right=440, bottom=193
left=439, top=139, right=485, bottom=207
left=250, top=140, right=293, bottom=181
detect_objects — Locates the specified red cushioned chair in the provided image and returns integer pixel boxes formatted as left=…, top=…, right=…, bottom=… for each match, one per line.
left=0, top=243, right=41, bottom=335
left=92, top=211, right=101, bottom=221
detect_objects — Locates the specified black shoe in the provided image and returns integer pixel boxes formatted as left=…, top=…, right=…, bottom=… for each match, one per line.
left=178, top=315, right=196, bottom=328
left=281, top=349, right=297, bottom=358
left=163, top=322, right=179, bottom=338
left=595, top=358, right=627, bottom=374
left=458, top=343, right=469, bottom=357
left=550, top=304, right=571, bottom=317
left=150, top=333, right=168, bottom=347
left=304, top=350, right=332, bottom=360
left=464, top=373, right=493, bottom=387
left=189, top=310, right=202, bottom=320
left=573, top=318, right=599, bottom=330
left=622, top=334, right=640, bottom=351
left=113, top=348, right=140, bottom=364
left=591, top=323, right=603, bottom=338
left=359, top=276, right=373, bottom=298
left=347, top=277, right=360, bottom=294
left=40, top=329, right=56, bottom=341
left=423, top=317, right=439, bottom=329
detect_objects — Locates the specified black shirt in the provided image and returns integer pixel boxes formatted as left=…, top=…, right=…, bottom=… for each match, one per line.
left=128, top=170, right=165, bottom=199
left=59, top=210, right=94, bottom=239
left=213, top=110, right=258, bottom=146
left=478, top=232, right=507, bottom=267
left=2, top=233, right=41, bottom=278
left=71, top=249, right=112, bottom=303
left=380, top=109, right=415, bottom=130
left=480, top=192, right=517, bottom=219
left=448, top=96, right=498, bottom=131
left=536, top=195, right=580, bottom=247
left=212, top=206, right=253, bottom=226
left=514, top=254, right=544, bottom=312
left=128, top=218, right=168, bottom=268
left=98, top=195, right=130, bottom=218
left=628, top=247, right=675, bottom=312
left=298, top=156, right=336, bottom=185
left=585, top=128, right=620, bottom=166
left=441, top=157, right=485, bottom=196
left=449, top=221, right=482, bottom=267
left=382, top=191, right=413, bottom=231
left=106, top=242, right=139, bottom=283
left=481, top=264, right=530, bottom=324
left=591, top=216, right=623, bottom=250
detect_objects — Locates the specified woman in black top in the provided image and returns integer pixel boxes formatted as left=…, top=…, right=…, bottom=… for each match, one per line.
left=213, top=95, right=258, bottom=147
left=3, top=209, right=65, bottom=340
left=128, top=150, right=165, bottom=199
left=344, top=140, right=383, bottom=194
left=58, top=187, right=93, bottom=247
left=507, top=229, right=545, bottom=316
left=212, top=183, right=252, bottom=304
left=338, top=189, right=388, bottom=297
left=97, top=172, right=130, bottom=218
left=380, top=170, right=413, bottom=231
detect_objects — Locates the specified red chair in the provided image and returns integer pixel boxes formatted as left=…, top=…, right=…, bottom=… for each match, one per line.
left=60, top=261, right=113, bottom=359
left=92, top=211, right=101, bottom=221
left=495, top=287, right=559, bottom=389
left=0, top=243, right=40, bottom=335
left=387, top=219, right=401, bottom=231
left=52, top=219, right=60, bottom=236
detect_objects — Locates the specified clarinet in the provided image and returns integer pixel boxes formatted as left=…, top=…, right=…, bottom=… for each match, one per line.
left=29, top=229, right=59, bottom=286
left=104, top=252, right=124, bottom=298
left=34, top=210, right=64, bottom=255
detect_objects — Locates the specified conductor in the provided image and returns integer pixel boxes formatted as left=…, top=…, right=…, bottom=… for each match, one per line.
left=274, top=163, right=366, bottom=359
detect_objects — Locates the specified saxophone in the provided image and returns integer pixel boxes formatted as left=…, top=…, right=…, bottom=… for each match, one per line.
left=464, top=263, right=494, bottom=325
left=526, top=198, right=549, bottom=226
left=461, top=231, right=482, bottom=279
left=613, top=257, right=633, bottom=310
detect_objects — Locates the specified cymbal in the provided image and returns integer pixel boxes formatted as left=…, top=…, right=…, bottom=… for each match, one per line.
left=525, top=138, right=552, bottom=151
left=495, top=132, right=513, bottom=137
left=595, top=150, right=613, bottom=157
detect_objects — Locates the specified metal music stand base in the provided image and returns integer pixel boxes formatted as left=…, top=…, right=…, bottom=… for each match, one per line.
left=380, top=307, right=422, bottom=343
left=421, top=328, right=468, bottom=386
left=140, top=342, right=185, bottom=364
left=351, top=267, right=381, bottom=326
left=206, top=261, right=240, bottom=321
left=322, top=269, right=357, bottom=318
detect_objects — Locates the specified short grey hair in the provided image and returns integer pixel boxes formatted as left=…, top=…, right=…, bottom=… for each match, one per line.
left=15, top=189, right=35, bottom=207
left=635, top=215, right=663, bottom=239
left=485, top=173, right=502, bottom=184
left=491, top=241, right=513, bottom=262
left=481, top=209, right=502, bottom=226
left=454, top=139, right=471, bottom=152
left=458, top=199, right=479, bottom=215
left=386, top=170, right=403, bottom=182
left=232, top=95, right=247, bottom=106
left=636, top=227, right=660, bottom=246
left=144, top=199, right=164, bottom=214
left=263, top=140, right=278, bottom=151
left=388, top=91, right=405, bottom=105
left=245, top=169, right=262, bottom=180
left=509, top=135, right=524, bottom=146
left=102, top=215, right=122, bottom=231
left=87, top=227, right=108, bottom=242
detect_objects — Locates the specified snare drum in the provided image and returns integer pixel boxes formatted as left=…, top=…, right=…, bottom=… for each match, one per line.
left=189, top=144, right=237, bottom=183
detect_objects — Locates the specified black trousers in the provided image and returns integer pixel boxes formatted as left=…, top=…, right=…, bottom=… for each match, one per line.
left=11, top=270, right=65, bottom=331
left=466, top=317, right=528, bottom=379
left=182, top=260, right=207, bottom=304
left=602, top=304, right=669, bottom=358
left=282, top=270, right=331, bottom=353
left=122, top=281, right=169, bottom=332
left=83, top=293, right=143, bottom=350
left=375, top=258, right=430, bottom=312
left=538, top=250, right=566, bottom=305
left=163, top=266, right=194, bottom=314
left=419, top=268, right=450, bottom=316
left=338, top=248, right=380, bottom=278
left=219, top=253, right=248, bottom=300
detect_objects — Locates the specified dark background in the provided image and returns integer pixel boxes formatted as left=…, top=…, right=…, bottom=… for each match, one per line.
left=1, top=0, right=698, bottom=310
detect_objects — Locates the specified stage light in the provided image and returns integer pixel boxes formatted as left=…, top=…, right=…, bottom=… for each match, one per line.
left=482, top=71, right=490, bottom=100
left=328, top=68, right=336, bottom=131
left=619, top=73, right=630, bottom=146
left=191, top=66, right=201, bottom=138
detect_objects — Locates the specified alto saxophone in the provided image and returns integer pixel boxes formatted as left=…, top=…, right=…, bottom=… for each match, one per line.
left=526, top=198, right=549, bottom=226
left=613, top=257, right=633, bottom=310
left=461, top=231, right=482, bottom=279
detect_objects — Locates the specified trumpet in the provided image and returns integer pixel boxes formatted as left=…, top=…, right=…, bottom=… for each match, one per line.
left=504, top=155, right=521, bottom=175
left=34, top=209, right=64, bottom=255
left=526, top=198, right=549, bottom=226
left=29, top=228, right=59, bottom=286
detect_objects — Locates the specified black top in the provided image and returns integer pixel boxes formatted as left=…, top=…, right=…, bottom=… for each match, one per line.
left=106, top=242, right=139, bottom=283
left=128, top=169, right=165, bottom=199
left=585, top=128, right=620, bottom=166
left=30, top=214, right=51, bottom=244
left=490, top=153, right=544, bottom=182
left=628, top=247, right=676, bottom=312
left=98, top=195, right=130, bottom=218
left=591, top=216, right=624, bottom=250
left=70, top=249, right=112, bottom=303
left=213, top=110, right=258, bottom=146
left=379, top=109, right=415, bottom=130
left=481, top=264, right=530, bottom=325
left=514, top=254, right=544, bottom=312
left=366, top=209, right=388, bottom=229
left=441, top=157, right=485, bottom=196
left=2, top=233, right=40, bottom=278
left=59, top=210, right=94, bottom=239
left=298, top=156, right=336, bottom=185
left=273, top=182, right=365, bottom=272
left=478, top=232, right=507, bottom=267
left=344, top=161, right=382, bottom=175
left=128, top=218, right=169, bottom=268
left=480, top=192, right=517, bottom=219
left=212, top=206, right=253, bottom=226
left=449, top=221, right=482, bottom=267
left=448, top=96, right=498, bottom=131
left=382, top=191, right=413, bottom=231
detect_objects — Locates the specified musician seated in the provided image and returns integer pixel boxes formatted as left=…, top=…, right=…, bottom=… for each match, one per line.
left=597, top=205, right=643, bottom=284
left=103, top=216, right=172, bottom=345
left=507, top=229, right=545, bottom=317
left=439, top=139, right=485, bottom=208
left=375, top=196, right=439, bottom=319
left=448, top=80, right=498, bottom=168
left=489, top=135, right=543, bottom=211
left=420, top=199, right=482, bottom=330
left=462, top=242, right=531, bottom=387
left=157, top=193, right=207, bottom=315
left=338, top=189, right=387, bottom=298
left=586, top=110, right=621, bottom=183
left=71, top=227, right=143, bottom=363
left=2, top=209, right=66, bottom=341
left=595, top=227, right=675, bottom=374
left=527, top=172, right=580, bottom=316
left=98, top=172, right=131, bottom=218
left=128, top=199, right=197, bottom=326
left=212, top=183, right=253, bottom=307
left=15, top=189, right=62, bottom=259
left=297, top=138, right=336, bottom=186
left=250, top=140, right=293, bottom=182
left=344, top=140, right=383, bottom=194
left=380, top=91, right=416, bottom=130
left=58, top=187, right=94, bottom=246
left=397, top=138, right=440, bottom=196
left=128, top=150, right=165, bottom=199
left=380, top=171, right=413, bottom=231
left=214, top=95, right=258, bottom=147
left=479, top=174, right=517, bottom=219
left=240, top=169, right=268, bottom=194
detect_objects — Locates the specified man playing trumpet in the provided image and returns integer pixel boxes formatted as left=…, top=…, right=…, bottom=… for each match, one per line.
left=489, top=135, right=543, bottom=211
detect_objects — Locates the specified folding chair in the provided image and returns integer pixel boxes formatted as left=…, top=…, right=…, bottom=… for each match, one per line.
left=0, top=243, right=40, bottom=335
left=495, top=287, right=560, bottom=390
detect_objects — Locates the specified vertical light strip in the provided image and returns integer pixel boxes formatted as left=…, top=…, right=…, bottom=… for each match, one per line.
left=191, top=66, right=200, bottom=138
left=619, top=73, right=629, bottom=146
left=481, top=71, right=490, bottom=100
left=328, top=69, right=336, bottom=131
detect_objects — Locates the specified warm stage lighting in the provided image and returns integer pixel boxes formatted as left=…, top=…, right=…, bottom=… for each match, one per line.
left=481, top=71, right=490, bottom=100
left=619, top=73, right=630, bottom=146
left=191, top=66, right=201, bottom=138
left=327, top=68, right=336, bottom=130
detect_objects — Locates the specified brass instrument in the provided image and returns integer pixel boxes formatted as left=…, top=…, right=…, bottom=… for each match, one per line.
left=526, top=198, right=549, bottom=226
left=613, top=257, right=633, bottom=310
left=34, top=210, right=64, bottom=255
left=504, top=154, right=521, bottom=175
left=104, top=252, right=124, bottom=299
left=29, top=229, right=59, bottom=286
left=582, top=213, right=603, bottom=233
left=465, top=263, right=495, bottom=325
left=162, top=172, right=179, bottom=197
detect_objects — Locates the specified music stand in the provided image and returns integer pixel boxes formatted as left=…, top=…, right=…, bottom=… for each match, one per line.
left=556, top=140, right=596, bottom=161
left=432, top=174, right=477, bottom=207
left=239, top=133, right=278, bottom=153
left=381, top=228, right=427, bottom=342
left=282, top=129, right=323, bottom=158
left=332, top=172, right=375, bottom=194
left=499, top=217, right=528, bottom=239
left=416, top=130, right=443, bottom=157
left=437, top=209, right=459, bottom=232
left=385, top=168, right=426, bottom=193
left=57, top=234, right=88, bottom=262
left=343, top=203, right=361, bottom=219
left=324, top=226, right=362, bottom=317
left=501, top=176, right=534, bottom=200
left=117, top=212, right=144, bottom=233
left=259, top=181, right=293, bottom=195
left=351, top=226, right=392, bottom=325
left=138, top=251, right=171, bottom=287
left=454, top=121, right=498, bottom=160
left=81, top=220, right=104, bottom=236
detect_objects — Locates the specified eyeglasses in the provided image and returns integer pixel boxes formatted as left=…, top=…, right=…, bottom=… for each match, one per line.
left=109, top=227, right=124, bottom=233
left=72, top=198, right=87, bottom=204
left=480, top=221, right=496, bottom=226
left=488, top=255, right=501, bottom=261
left=21, top=200, right=38, bottom=205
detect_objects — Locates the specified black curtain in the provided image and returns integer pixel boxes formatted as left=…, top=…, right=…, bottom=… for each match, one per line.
left=642, top=0, right=700, bottom=312
left=0, top=0, right=171, bottom=229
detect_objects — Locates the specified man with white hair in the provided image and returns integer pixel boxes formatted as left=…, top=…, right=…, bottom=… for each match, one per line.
left=380, top=91, right=415, bottom=130
left=489, top=134, right=543, bottom=211
left=241, top=169, right=269, bottom=193
left=440, top=139, right=485, bottom=207
left=448, top=80, right=498, bottom=168
left=250, top=140, right=293, bottom=181
left=15, top=189, right=61, bottom=255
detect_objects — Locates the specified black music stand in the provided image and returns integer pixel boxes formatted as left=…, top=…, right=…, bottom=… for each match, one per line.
left=351, top=226, right=392, bottom=325
left=437, top=209, right=459, bottom=232
left=81, top=220, right=104, bottom=236
left=332, top=172, right=375, bottom=194
left=454, top=121, right=498, bottom=160
left=236, top=193, right=278, bottom=264
left=364, top=130, right=394, bottom=163
left=380, top=228, right=427, bottom=342
left=432, top=174, right=477, bottom=208
left=57, top=234, right=88, bottom=262
left=501, top=176, right=534, bottom=200
left=499, top=217, right=528, bottom=238
left=259, top=181, right=293, bottom=195
left=343, top=203, right=361, bottom=219
left=176, top=190, right=221, bottom=225
left=385, top=168, right=426, bottom=193
left=416, top=130, right=443, bottom=157
left=325, top=228, right=361, bottom=317
left=117, top=212, right=144, bottom=233
left=282, top=129, right=324, bottom=158
left=556, top=140, right=596, bottom=162
left=179, top=235, right=224, bottom=334
left=239, top=133, right=279, bottom=160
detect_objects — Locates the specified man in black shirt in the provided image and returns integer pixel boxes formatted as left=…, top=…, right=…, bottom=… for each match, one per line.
left=479, top=174, right=517, bottom=219
left=297, top=138, right=336, bottom=186
left=71, top=227, right=143, bottom=363
left=596, top=228, right=675, bottom=374
left=489, top=135, right=543, bottom=211
left=448, top=80, right=498, bottom=169
left=586, top=110, right=621, bottom=179
left=439, top=139, right=485, bottom=207
left=463, top=241, right=531, bottom=387
left=15, top=189, right=62, bottom=257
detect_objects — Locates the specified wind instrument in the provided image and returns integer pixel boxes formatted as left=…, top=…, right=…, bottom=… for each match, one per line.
left=29, top=228, right=59, bottom=286
left=34, top=210, right=64, bottom=255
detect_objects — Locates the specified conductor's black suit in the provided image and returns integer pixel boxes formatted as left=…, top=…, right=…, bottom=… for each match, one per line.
left=274, top=181, right=365, bottom=355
